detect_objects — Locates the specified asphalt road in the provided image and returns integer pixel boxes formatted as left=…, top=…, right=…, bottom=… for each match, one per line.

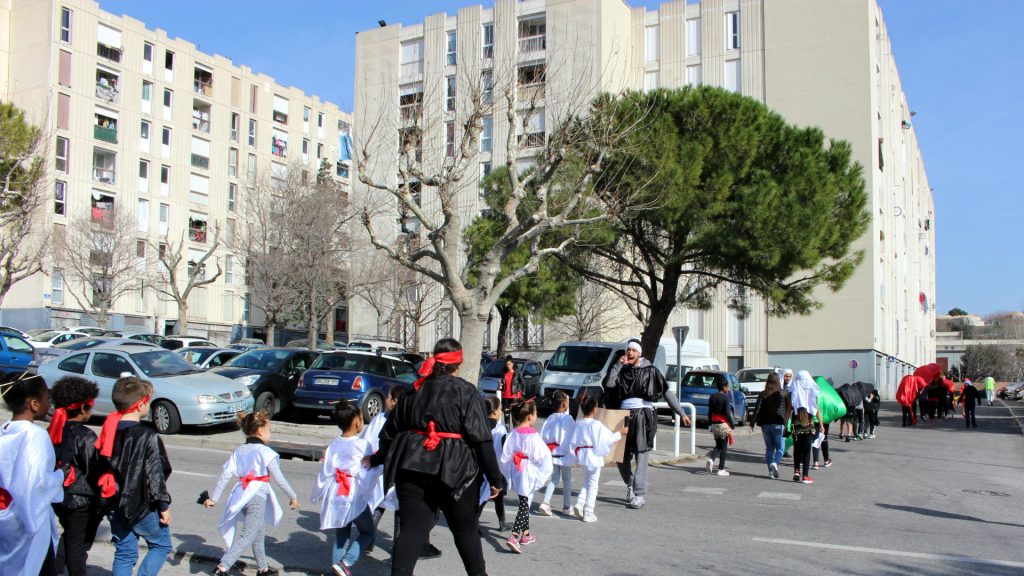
left=34, top=402, right=1024, bottom=575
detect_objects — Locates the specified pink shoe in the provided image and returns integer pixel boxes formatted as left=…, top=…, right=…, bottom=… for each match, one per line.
left=519, top=534, right=537, bottom=546
left=505, top=535, right=522, bottom=554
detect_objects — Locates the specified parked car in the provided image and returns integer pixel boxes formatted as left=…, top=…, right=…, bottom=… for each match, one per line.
left=175, top=347, right=241, bottom=370
left=100, top=331, right=168, bottom=346
left=294, top=351, right=417, bottom=423
left=735, top=367, right=778, bottom=417
left=396, top=351, right=425, bottom=365
left=209, top=348, right=318, bottom=417
left=35, top=345, right=253, bottom=434
left=0, top=331, right=36, bottom=381
left=676, top=370, right=749, bottom=425
left=25, top=328, right=50, bottom=338
left=34, top=337, right=160, bottom=364
left=346, top=339, right=405, bottom=353
left=285, top=339, right=340, bottom=351
left=478, top=358, right=545, bottom=398
left=0, top=326, right=29, bottom=339
left=161, top=336, right=218, bottom=350
left=28, top=330, right=90, bottom=349
left=61, top=326, right=107, bottom=336
left=230, top=338, right=268, bottom=352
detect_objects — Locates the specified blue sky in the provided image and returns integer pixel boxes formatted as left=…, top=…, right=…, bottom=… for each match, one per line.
left=97, top=0, right=1023, bottom=317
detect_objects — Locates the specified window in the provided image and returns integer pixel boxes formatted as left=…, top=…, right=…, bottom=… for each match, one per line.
left=247, top=154, right=256, bottom=183
left=228, top=148, right=238, bottom=176
left=400, top=39, right=424, bottom=76
left=58, top=354, right=89, bottom=375
left=139, top=159, right=149, bottom=180
left=316, top=143, right=323, bottom=159
left=481, top=70, right=494, bottom=104
left=165, top=50, right=174, bottom=70
left=686, top=18, right=701, bottom=56
left=481, top=116, right=492, bottom=153
left=143, top=43, right=153, bottom=63
left=163, top=88, right=172, bottom=108
left=249, top=84, right=258, bottom=113
left=159, top=203, right=169, bottom=235
left=225, top=256, right=234, bottom=284
left=336, top=161, right=349, bottom=179
left=140, top=120, right=150, bottom=141
left=725, top=12, right=740, bottom=50
left=399, top=83, right=423, bottom=120
left=248, top=119, right=256, bottom=146
left=271, top=129, right=288, bottom=158
left=189, top=213, right=208, bottom=243
left=446, top=31, right=457, bottom=66
left=445, top=121, right=455, bottom=157
left=187, top=248, right=208, bottom=279
left=516, top=111, right=545, bottom=147
left=644, top=71, right=658, bottom=92
left=228, top=183, right=237, bottom=211
left=160, top=165, right=169, bottom=184
left=161, top=126, right=171, bottom=146
left=60, top=7, right=72, bottom=43
left=192, top=101, right=211, bottom=133
left=137, top=199, right=149, bottom=232
left=481, top=161, right=492, bottom=182
left=302, top=138, right=309, bottom=162
left=272, top=95, right=289, bottom=124
left=317, top=112, right=324, bottom=128
left=190, top=136, right=210, bottom=169
left=193, top=66, right=213, bottom=96
left=517, top=63, right=546, bottom=100
left=57, top=93, right=70, bottom=130
left=90, top=191, right=114, bottom=223
left=230, top=113, right=239, bottom=141
left=95, top=69, right=119, bottom=103
left=96, top=24, right=122, bottom=63
left=92, top=353, right=135, bottom=379
left=141, top=81, right=151, bottom=102
left=55, top=137, right=69, bottom=172
left=725, top=59, right=741, bottom=93
left=518, top=16, right=546, bottom=52
left=445, top=76, right=456, bottom=112
left=645, top=25, right=659, bottom=63
left=226, top=218, right=236, bottom=244
left=54, top=181, right=66, bottom=215
left=482, top=24, right=494, bottom=59
left=52, top=269, right=64, bottom=305
left=686, top=64, right=702, bottom=86
left=93, top=148, right=116, bottom=184
left=58, top=50, right=72, bottom=87
left=136, top=239, right=146, bottom=258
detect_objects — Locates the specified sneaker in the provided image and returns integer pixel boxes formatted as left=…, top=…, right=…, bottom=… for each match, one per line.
left=627, top=496, right=646, bottom=509
left=419, top=543, right=442, bottom=559
left=570, top=503, right=584, bottom=518
left=561, top=507, right=571, bottom=516
left=793, top=473, right=801, bottom=482
left=331, top=563, right=351, bottom=576
left=256, top=570, right=279, bottom=576
left=770, top=463, right=779, bottom=479
left=823, top=459, right=832, bottom=468
left=626, top=486, right=634, bottom=502
left=845, top=437, right=851, bottom=443
left=582, top=513, right=597, bottom=523
left=706, top=458, right=715, bottom=474
left=213, top=569, right=230, bottom=576
left=716, top=469, right=730, bottom=476
left=868, top=434, right=876, bottom=439
left=499, top=521, right=513, bottom=532
left=802, top=476, right=814, bottom=484
left=812, top=463, right=819, bottom=470
left=506, top=535, right=522, bottom=554
left=537, top=503, right=552, bottom=516
left=519, top=534, right=537, bottom=546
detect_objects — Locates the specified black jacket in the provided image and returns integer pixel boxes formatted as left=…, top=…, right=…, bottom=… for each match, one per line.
left=709, top=391, right=734, bottom=426
left=54, top=421, right=107, bottom=510
left=108, top=422, right=172, bottom=523
left=751, top=391, right=789, bottom=427
left=500, top=371, right=524, bottom=399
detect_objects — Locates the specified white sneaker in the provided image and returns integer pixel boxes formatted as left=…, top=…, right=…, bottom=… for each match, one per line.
left=769, top=463, right=779, bottom=479
left=706, top=458, right=715, bottom=474
left=570, top=503, right=584, bottom=518
left=537, top=503, right=552, bottom=516
left=716, top=469, right=730, bottom=476
left=582, top=513, right=597, bottom=523
left=869, top=434, right=876, bottom=439
left=626, top=486, right=634, bottom=502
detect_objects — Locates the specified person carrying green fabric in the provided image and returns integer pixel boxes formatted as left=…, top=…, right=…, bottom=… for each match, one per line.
left=983, top=376, right=996, bottom=406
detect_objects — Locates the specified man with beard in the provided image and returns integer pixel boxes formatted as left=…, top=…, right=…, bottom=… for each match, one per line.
left=603, top=340, right=690, bottom=510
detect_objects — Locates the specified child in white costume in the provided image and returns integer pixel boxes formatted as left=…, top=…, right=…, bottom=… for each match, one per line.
left=499, top=399, right=552, bottom=554
left=478, top=396, right=510, bottom=530
left=538, top=391, right=576, bottom=516
left=0, top=376, right=65, bottom=576
left=205, top=411, right=299, bottom=576
left=313, top=400, right=378, bottom=576
left=569, top=395, right=623, bottom=523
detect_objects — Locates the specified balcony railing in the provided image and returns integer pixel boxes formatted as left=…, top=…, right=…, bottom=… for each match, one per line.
left=94, top=125, right=118, bottom=144
left=92, top=167, right=116, bottom=185
left=399, top=104, right=422, bottom=121
left=517, top=83, right=545, bottom=102
left=518, top=132, right=545, bottom=148
left=97, top=43, right=122, bottom=63
left=190, top=154, right=209, bottom=170
left=518, top=34, right=546, bottom=53
left=193, top=79, right=213, bottom=96
left=400, top=60, right=424, bottom=77
left=95, top=82, right=119, bottom=103
left=192, top=115, right=211, bottom=133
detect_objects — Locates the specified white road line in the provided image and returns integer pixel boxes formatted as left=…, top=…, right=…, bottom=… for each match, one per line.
left=173, top=470, right=217, bottom=478
left=757, top=492, right=801, bottom=501
left=683, top=486, right=726, bottom=495
left=753, top=538, right=1024, bottom=569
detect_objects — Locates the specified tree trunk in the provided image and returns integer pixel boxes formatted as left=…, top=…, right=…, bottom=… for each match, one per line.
left=458, top=309, right=488, bottom=386
left=325, top=309, right=335, bottom=345
left=265, top=322, right=277, bottom=346
left=375, top=310, right=390, bottom=338
left=177, top=300, right=189, bottom=335
left=307, top=290, right=318, bottom=349
left=639, top=272, right=682, bottom=364
left=495, top=306, right=512, bottom=358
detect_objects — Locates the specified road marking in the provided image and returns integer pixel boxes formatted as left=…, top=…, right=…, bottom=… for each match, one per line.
left=758, top=492, right=801, bottom=501
left=753, top=538, right=1024, bottom=569
left=683, top=486, right=726, bottom=495
left=173, top=470, right=217, bottom=479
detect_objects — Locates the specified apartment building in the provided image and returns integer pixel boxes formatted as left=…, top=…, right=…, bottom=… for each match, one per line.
left=352, top=0, right=935, bottom=397
left=0, top=0, right=352, bottom=343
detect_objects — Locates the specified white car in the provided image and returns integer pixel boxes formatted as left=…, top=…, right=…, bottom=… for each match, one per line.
left=175, top=347, right=241, bottom=370
left=36, top=345, right=252, bottom=434
left=27, top=330, right=90, bottom=349
left=62, top=326, right=107, bottom=336
left=161, top=336, right=218, bottom=350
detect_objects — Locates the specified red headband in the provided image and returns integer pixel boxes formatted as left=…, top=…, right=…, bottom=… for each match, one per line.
left=48, top=399, right=95, bottom=445
left=413, top=350, right=463, bottom=390
left=95, top=396, right=150, bottom=457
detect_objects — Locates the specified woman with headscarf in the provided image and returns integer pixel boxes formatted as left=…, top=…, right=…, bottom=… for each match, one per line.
left=375, top=338, right=505, bottom=576
left=788, top=370, right=819, bottom=484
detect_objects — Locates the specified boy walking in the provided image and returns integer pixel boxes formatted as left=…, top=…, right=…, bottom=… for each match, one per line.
left=95, top=377, right=174, bottom=576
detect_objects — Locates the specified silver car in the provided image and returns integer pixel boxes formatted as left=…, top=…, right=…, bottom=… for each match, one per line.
left=175, top=347, right=241, bottom=370
left=34, top=336, right=160, bottom=364
left=36, top=345, right=252, bottom=434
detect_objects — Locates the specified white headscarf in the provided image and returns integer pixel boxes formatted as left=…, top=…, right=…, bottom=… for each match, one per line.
left=781, top=368, right=794, bottom=391
left=790, top=370, right=819, bottom=415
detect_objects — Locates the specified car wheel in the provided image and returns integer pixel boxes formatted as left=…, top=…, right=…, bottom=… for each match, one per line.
left=255, top=391, right=277, bottom=418
left=151, top=401, right=181, bottom=435
left=361, top=392, right=384, bottom=423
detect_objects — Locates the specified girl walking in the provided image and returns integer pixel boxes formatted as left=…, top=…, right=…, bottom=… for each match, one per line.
left=705, top=379, right=734, bottom=476
left=789, top=371, right=820, bottom=484
left=568, top=395, right=623, bottom=523
left=749, top=373, right=789, bottom=479
left=479, top=396, right=510, bottom=531
left=538, top=391, right=575, bottom=516
left=499, top=399, right=552, bottom=553
left=204, top=411, right=300, bottom=576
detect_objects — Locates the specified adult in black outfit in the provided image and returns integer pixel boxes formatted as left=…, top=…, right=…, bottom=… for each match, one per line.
left=376, top=338, right=505, bottom=576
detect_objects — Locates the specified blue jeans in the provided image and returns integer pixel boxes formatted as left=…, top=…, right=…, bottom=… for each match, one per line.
left=109, top=509, right=173, bottom=576
left=761, top=424, right=785, bottom=468
left=542, top=463, right=573, bottom=509
left=332, top=508, right=376, bottom=568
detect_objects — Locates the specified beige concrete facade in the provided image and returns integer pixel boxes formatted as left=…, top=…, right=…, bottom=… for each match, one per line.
left=353, top=0, right=936, bottom=397
left=0, top=0, right=351, bottom=343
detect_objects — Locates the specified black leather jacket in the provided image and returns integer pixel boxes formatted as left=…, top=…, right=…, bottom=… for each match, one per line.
left=55, top=421, right=106, bottom=510
left=108, top=422, right=172, bottom=523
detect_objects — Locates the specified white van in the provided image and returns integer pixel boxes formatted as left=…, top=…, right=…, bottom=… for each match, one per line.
left=657, top=336, right=720, bottom=410
left=538, top=339, right=666, bottom=413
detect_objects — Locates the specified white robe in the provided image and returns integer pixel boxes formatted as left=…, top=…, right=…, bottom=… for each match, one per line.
left=215, top=443, right=285, bottom=546
left=360, top=412, right=390, bottom=511
left=312, top=436, right=375, bottom=530
left=480, top=419, right=508, bottom=504
left=569, top=418, right=622, bottom=472
left=540, top=412, right=577, bottom=467
left=499, top=427, right=552, bottom=497
left=0, top=420, right=64, bottom=576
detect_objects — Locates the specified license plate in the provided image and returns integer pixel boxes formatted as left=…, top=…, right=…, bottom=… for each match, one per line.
left=314, top=378, right=338, bottom=386
left=229, top=403, right=245, bottom=412
left=691, top=393, right=710, bottom=400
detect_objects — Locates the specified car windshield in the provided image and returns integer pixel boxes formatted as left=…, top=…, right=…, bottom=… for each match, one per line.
left=55, top=338, right=106, bottom=350
left=131, top=350, right=197, bottom=377
left=739, top=369, right=774, bottom=383
left=680, top=372, right=723, bottom=389
left=310, top=353, right=362, bottom=371
left=224, top=349, right=291, bottom=371
left=178, top=348, right=217, bottom=364
left=546, top=346, right=612, bottom=374
left=31, top=331, right=60, bottom=342
left=665, top=365, right=694, bottom=383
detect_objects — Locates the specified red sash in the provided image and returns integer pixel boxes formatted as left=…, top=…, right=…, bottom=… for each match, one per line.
left=513, top=451, right=528, bottom=471
left=574, top=445, right=593, bottom=457
left=0, top=488, right=11, bottom=510
left=412, top=421, right=463, bottom=451
left=546, top=442, right=558, bottom=452
left=94, top=395, right=150, bottom=499
left=710, top=414, right=734, bottom=445
left=334, top=469, right=353, bottom=496
left=48, top=399, right=94, bottom=445
left=63, top=467, right=77, bottom=488
left=240, top=472, right=270, bottom=489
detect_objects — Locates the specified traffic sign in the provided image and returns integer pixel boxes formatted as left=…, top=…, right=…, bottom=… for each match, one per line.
left=849, top=359, right=859, bottom=369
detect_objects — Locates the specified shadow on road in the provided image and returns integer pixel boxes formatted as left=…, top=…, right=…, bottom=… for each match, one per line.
left=876, top=503, right=1024, bottom=529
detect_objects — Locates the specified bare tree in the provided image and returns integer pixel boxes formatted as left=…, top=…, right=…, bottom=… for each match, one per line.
left=0, top=102, right=49, bottom=306
left=552, top=281, right=632, bottom=342
left=355, top=47, right=645, bottom=378
left=149, top=227, right=222, bottom=335
left=347, top=246, right=404, bottom=337
left=56, top=207, right=140, bottom=326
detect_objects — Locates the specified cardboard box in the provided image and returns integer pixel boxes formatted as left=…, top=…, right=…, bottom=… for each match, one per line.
left=593, top=407, right=630, bottom=466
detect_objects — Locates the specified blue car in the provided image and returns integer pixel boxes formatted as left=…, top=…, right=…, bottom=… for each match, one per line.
left=293, top=351, right=417, bottom=423
left=676, top=370, right=748, bottom=425
left=0, top=331, right=36, bottom=380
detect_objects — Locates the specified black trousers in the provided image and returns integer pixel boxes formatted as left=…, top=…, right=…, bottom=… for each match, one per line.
left=710, top=436, right=728, bottom=469
left=39, top=541, right=58, bottom=576
left=55, top=505, right=102, bottom=576
left=902, top=406, right=913, bottom=426
left=393, top=471, right=486, bottom=576
left=964, top=405, right=977, bottom=428
left=478, top=487, right=505, bottom=523
left=793, top=433, right=813, bottom=477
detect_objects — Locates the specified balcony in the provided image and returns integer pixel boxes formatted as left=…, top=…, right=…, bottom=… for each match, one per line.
left=192, top=102, right=211, bottom=133
left=271, top=136, right=288, bottom=158
left=400, top=60, right=423, bottom=78
left=93, top=149, right=117, bottom=185
left=190, top=154, right=210, bottom=170
left=193, top=68, right=213, bottom=96
left=517, top=83, right=545, bottom=102
left=518, top=132, right=545, bottom=148
left=518, top=34, right=546, bottom=53
left=94, top=124, right=117, bottom=144
left=97, top=43, right=122, bottom=63
left=188, top=219, right=208, bottom=243
left=95, top=81, right=119, bottom=104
